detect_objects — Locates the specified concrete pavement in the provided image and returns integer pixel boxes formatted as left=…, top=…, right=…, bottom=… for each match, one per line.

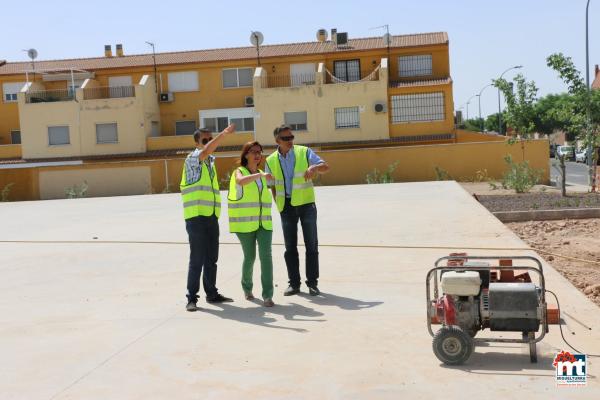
left=0, top=181, right=598, bottom=399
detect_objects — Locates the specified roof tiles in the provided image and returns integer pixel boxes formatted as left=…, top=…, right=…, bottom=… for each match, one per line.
left=0, top=32, right=448, bottom=76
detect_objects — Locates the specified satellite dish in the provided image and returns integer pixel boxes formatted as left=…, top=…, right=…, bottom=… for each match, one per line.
left=27, top=48, right=38, bottom=60
left=250, top=31, right=264, bottom=47
left=382, top=33, right=391, bottom=46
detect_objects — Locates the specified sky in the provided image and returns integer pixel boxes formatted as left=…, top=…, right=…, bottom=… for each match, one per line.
left=2, top=0, right=598, bottom=119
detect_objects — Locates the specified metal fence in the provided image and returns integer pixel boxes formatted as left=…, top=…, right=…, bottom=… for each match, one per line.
left=261, top=73, right=316, bottom=88
left=83, top=86, right=136, bottom=100
left=25, top=89, right=74, bottom=103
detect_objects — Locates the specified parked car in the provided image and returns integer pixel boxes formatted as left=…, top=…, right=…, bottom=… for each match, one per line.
left=575, top=148, right=587, bottom=163
left=549, top=143, right=556, bottom=158
left=556, top=145, right=575, bottom=161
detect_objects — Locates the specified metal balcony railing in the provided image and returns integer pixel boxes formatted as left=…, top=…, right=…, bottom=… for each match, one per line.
left=25, top=89, right=74, bottom=103
left=83, top=86, right=136, bottom=100
left=261, top=73, right=317, bottom=89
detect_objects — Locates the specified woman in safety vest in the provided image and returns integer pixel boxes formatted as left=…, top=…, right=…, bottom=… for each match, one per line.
left=228, top=141, right=275, bottom=307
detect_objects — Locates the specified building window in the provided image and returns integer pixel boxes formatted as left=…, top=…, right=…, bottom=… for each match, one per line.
left=290, top=64, right=316, bottom=86
left=3, top=82, right=25, bottom=103
left=391, top=92, right=445, bottom=123
left=398, top=55, right=433, bottom=77
left=48, top=126, right=70, bottom=145
left=175, top=120, right=197, bottom=135
left=222, top=68, right=253, bottom=88
left=229, top=117, right=254, bottom=132
left=200, top=107, right=256, bottom=133
left=67, top=80, right=85, bottom=96
left=334, top=107, right=360, bottom=129
left=168, top=71, right=199, bottom=92
left=96, top=123, right=118, bottom=144
left=284, top=112, right=308, bottom=131
left=202, top=117, right=228, bottom=133
left=333, top=60, right=361, bottom=82
left=151, top=121, right=160, bottom=137
left=11, top=130, right=21, bottom=144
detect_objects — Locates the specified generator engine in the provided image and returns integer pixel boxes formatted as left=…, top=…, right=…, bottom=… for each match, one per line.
left=426, top=256, right=558, bottom=365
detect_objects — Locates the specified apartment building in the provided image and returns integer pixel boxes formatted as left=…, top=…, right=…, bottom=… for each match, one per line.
left=0, top=30, right=454, bottom=160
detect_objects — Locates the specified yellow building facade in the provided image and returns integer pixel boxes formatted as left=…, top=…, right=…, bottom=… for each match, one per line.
left=0, top=32, right=454, bottom=159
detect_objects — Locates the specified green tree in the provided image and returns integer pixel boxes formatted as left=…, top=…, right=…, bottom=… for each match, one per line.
left=533, top=93, right=582, bottom=141
left=493, top=74, right=539, bottom=139
left=484, top=112, right=506, bottom=133
left=547, top=53, right=600, bottom=189
left=462, top=118, right=485, bottom=132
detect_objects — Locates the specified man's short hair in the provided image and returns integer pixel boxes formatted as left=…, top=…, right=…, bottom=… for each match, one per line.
left=193, top=128, right=212, bottom=143
left=273, top=124, right=292, bottom=137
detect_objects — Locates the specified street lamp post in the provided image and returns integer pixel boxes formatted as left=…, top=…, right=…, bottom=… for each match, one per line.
left=466, top=94, right=478, bottom=121
left=585, top=0, right=595, bottom=189
left=478, top=83, right=493, bottom=132
left=497, top=65, right=523, bottom=134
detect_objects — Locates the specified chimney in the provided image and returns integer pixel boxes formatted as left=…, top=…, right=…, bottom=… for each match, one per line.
left=331, top=28, right=337, bottom=43
left=596, top=64, right=599, bottom=76
left=116, top=44, right=124, bottom=57
left=104, top=44, right=113, bottom=57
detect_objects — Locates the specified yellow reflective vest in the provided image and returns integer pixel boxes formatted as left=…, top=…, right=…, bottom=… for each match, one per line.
left=180, top=156, right=221, bottom=219
left=227, top=166, right=273, bottom=233
left=266, top=145, right=315, bottom=213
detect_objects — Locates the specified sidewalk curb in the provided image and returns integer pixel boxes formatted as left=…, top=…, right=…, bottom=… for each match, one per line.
left=494, top=208, right=600, bottom=222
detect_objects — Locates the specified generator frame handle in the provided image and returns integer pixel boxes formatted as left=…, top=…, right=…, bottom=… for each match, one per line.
left=426, top=255, right=547, bottom=346
left=432, top=255, right=544, bottom=301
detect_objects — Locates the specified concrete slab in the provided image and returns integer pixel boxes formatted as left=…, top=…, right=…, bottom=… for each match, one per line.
left=0, top=181, right=598, bottom=399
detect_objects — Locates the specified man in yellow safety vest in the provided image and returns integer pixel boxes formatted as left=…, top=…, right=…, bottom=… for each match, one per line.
left=181, top=125, right=235, bottom=311
left=265, top=125, right=330, bottom=296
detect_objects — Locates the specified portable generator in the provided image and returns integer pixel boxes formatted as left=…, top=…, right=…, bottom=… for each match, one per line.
left=426, top=254, right=560, bottom=365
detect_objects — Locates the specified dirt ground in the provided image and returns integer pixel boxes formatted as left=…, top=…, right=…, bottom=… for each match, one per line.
left=458, top=183, right=600, bottom=307
left=507, top=219, right=600, bottom=308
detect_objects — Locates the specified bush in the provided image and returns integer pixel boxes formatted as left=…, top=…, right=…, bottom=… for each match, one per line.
left=366, top=161, right=399, bottom=184
left=1, top=183, right=15, bottom=201
left=65, top=181, right=88, bottom=198
left=434, top=166, right=452, bottom=181
left=501, top=155, right=542, bottom=193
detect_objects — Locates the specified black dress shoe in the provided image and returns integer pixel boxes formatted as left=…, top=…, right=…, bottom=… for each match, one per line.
left=308, top=285, right=320, bottom=296
left=283, top=286, right=300, bottom=296
left=206, top=293, right=233, bottom=303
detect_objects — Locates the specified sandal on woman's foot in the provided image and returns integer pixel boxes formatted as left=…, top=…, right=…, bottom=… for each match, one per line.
left=263, top=298, right=274, bottom=307
left=245, top=292, right=255, bottom=300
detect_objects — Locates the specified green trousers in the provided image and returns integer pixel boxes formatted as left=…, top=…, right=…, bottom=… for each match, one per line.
left=235, top=227, right=274, bottom=300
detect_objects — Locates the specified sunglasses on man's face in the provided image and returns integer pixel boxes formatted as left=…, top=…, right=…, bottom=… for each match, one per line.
left=279, top=135, right=295, bottom=142
left=201, top=137, right=213, bottom=145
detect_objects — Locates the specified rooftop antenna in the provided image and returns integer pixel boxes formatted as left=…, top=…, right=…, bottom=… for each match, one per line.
left=22, top=48, right=38, bottom=82
left=145, top=41, right=158, bottom=93
left=370, top=24, right=391, bottom=59
left=250, top=31, right=264, bottom=66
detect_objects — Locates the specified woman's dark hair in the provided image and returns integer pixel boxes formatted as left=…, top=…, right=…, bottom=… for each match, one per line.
left=239, top=141, right=263, bottom=167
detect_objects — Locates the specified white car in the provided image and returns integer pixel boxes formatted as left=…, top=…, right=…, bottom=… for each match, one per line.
left=575, top=148, right=587, bottom=163
left=556, top=145, right=575, bottom=161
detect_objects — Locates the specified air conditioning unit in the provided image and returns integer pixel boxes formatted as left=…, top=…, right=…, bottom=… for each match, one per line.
left=159, top=92, right=174, bottom=102
left=336, top=32, right=348, bottom=45
left=244, top=96, right=254, bottom=107
left=374, top=101, right=387, bottom=113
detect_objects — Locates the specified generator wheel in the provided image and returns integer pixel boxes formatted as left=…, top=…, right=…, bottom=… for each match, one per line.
left=523, top=332, right=537, bottom=363
left=433, top=326, right=473, bottom=365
